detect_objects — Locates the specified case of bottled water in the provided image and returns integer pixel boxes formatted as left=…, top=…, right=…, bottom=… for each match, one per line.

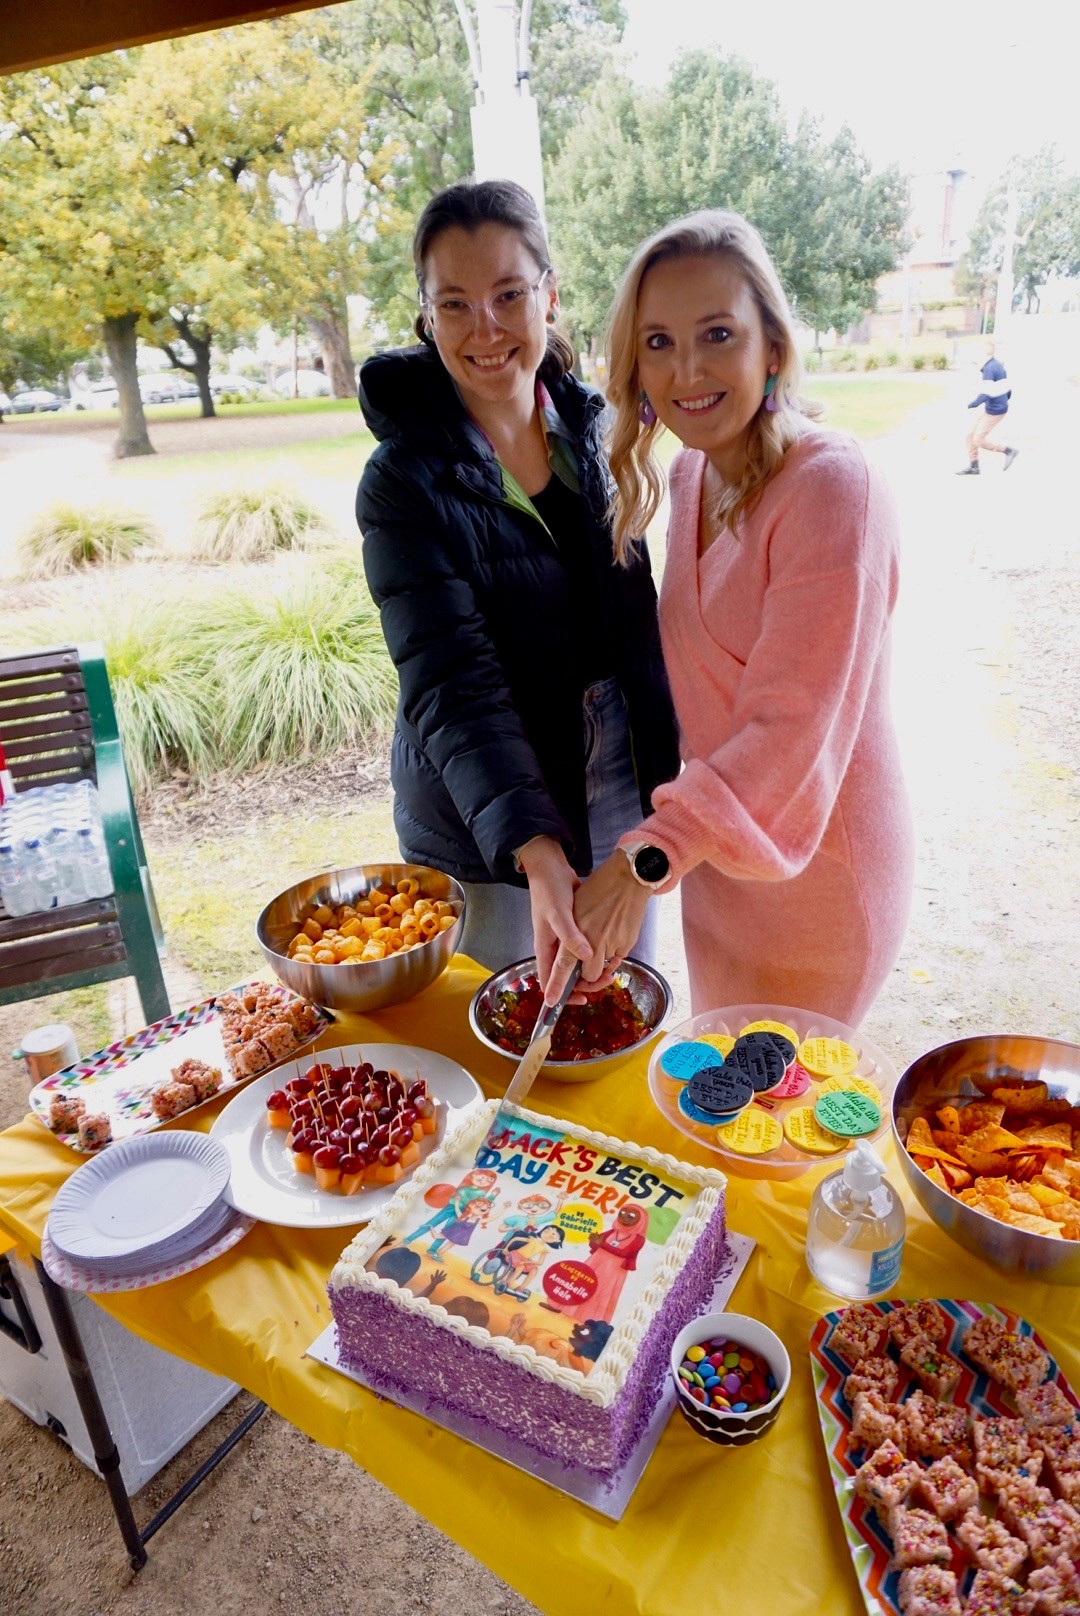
left=0, top=780, right=115, bottom=917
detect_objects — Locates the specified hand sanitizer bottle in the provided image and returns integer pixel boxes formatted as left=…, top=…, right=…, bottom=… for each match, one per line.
left=805, top=1140, right=906, bottom=1300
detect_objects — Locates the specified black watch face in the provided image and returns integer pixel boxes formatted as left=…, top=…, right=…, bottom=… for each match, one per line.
left=634, top=845, right=670, bottom=884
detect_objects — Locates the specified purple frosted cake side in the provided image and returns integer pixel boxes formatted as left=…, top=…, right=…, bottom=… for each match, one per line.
left=330, top=1194, right=728, bottom=1481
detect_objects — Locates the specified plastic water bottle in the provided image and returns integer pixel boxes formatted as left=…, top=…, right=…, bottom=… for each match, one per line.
left=0, top=781, right=113, bottom=909
left=0, top=842, right=38, bottom=917
left=48, top=825, right=85, bottom=905
left=21, top=838, right=59, bottom=911
left=77, top=825, right=113, bottom=899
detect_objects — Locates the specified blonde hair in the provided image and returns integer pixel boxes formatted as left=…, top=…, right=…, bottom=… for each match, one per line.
left=605, top=210, right=822, bottom=562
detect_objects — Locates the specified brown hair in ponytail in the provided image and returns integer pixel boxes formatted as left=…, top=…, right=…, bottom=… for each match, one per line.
left=412, top=179, right=575, bottom=384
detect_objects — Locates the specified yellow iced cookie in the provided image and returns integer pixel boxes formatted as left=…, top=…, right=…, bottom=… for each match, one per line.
left=699, top=1033, right=736, bottom=1058
left=741, top=1019, right=800, bottom=1048
left=798, top=1036, right=859, bottom=1079
left=716, top=1108, right=783, bottom=1156
left=818, top=1073, right=881, bottom=1105
left=783, top=1105, right=846, bottom=1155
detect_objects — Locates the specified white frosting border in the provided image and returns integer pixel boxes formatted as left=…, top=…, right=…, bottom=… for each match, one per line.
left=331, top=1100, right=726, bottom=1409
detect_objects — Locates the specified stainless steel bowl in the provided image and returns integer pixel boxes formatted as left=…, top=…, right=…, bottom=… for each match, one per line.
left=469, top=956, right=672, bottom=1083
left=257, top=863, right=465, bottom=1014
left=893, top=1033, right=1080, bottom=1284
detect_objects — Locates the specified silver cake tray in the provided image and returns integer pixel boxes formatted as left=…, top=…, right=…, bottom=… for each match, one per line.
left=307, top=1230, right=755, bottom=1520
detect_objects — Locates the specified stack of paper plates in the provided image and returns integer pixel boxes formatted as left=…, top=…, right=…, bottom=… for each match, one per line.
left=47, top=1131, right=237, bottom=1277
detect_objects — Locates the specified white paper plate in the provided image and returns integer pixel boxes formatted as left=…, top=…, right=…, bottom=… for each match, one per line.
left=71, top=1196, right=240, bottom=1276
left=209, top=1042, right=483, bottom=1229
left=48, top=1130, right=231, bottom=1262
left=41, top=1210, right=255, bottom=1295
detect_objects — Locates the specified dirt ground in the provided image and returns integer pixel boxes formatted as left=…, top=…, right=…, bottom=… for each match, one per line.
left=0, top=352, right=1078, bottom=1616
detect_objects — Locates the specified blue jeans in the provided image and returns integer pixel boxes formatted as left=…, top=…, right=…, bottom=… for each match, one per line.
left=459, top=678, right=657, bottom=973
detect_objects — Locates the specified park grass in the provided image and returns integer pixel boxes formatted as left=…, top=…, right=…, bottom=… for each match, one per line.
left=805, top=377, right=945, bottom=437
left=114, top=428, right=373, bottom=483
left=147, top=799, right=398, bottom=989
left=64, top=396, right=359, bottom=426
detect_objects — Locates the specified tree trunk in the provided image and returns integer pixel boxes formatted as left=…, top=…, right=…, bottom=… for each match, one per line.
left=306, top=305, right=355, bottom=397
left=102, top=314, right=153, bottom=459
left=166, top=317, right=216, bottom=418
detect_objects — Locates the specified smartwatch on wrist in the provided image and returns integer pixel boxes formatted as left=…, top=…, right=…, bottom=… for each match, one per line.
left=620, top=840, right=671, bottom=890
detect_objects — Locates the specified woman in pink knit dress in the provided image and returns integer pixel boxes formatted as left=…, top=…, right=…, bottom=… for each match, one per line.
left=548, top=211, right=914, bottom=1025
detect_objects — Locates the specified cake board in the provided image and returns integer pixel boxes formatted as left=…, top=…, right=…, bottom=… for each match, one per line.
left=307, top=1230, right=755, bottom=1520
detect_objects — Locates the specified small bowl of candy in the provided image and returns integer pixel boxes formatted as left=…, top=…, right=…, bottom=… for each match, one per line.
left=670, top=1312, right=790, bottom=1446
left=469, top=956, right=671, bottom=1083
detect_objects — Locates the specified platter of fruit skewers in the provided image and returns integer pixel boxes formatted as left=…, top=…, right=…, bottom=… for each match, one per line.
left=210, top=1043, right=483, bottom=1228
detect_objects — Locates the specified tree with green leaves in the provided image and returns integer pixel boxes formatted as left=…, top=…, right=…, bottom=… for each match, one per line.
left=336, top=0, right=626, bottom=344
left=547, top=50, right=910, bottom=345
left=957, top=149, right=1080, bottom=314
left=0, top=54, right=164, bottom=455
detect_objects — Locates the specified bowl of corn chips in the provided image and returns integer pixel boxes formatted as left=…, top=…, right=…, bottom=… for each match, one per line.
left=257, top=864, right=465, bottom=1013
left=893, top=1034, right=1080, bottom=1283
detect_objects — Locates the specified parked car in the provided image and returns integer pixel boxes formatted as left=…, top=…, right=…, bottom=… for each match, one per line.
left=10, top=389, right=63, bottom=413
left=273, top=369, right=332, bottom=399
left=0, top=390, right=11, bottom=419
left=209, top=373, right=262, bottom=400
left=69, top=380, right=119, bottom=410
left=140, top=374, right=199, bottom=404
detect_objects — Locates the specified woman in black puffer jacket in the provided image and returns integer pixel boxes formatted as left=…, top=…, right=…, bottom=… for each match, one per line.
left=356, top=180, right=678, bottom=978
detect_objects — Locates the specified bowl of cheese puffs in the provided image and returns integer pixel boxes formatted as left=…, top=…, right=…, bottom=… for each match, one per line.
left=257, top=863, right=465, bottom=1013
left=893, top=1034, right=1080, bottom=1284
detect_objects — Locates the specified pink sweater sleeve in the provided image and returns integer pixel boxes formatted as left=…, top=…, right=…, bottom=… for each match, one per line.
left=627, top=439, right=898, bottom=889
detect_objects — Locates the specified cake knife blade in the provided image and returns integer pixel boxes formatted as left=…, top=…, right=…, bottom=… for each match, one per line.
left=499, top=961, right=582, bottom=1112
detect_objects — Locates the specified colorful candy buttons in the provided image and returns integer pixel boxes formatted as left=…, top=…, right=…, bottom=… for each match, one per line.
left=716, top=1108, right=783, bottom=1156
left=782, top=1105, right=846, bottom=1155
left=659, top=1040, right=719, bottom=1082
left=676, top=1335, right=777, bottom=1414
left=686, top=1065, right=754, bottom=1118
left=814, top=1090, right=881, bottom=1138
left=798, top=1036, right=859, bottom=1079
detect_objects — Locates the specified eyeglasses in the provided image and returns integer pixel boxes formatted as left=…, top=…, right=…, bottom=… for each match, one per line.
left=421, top=271, right=551, bottom=333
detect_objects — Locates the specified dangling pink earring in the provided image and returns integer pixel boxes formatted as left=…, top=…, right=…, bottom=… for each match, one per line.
left=639, top=392, right=657, bottom=427
left=764, top=370, right=780, bottom=413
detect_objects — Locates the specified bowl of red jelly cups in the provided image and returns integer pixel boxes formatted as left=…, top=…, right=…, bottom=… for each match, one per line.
left=670, top=1311, right=791, bottom=1447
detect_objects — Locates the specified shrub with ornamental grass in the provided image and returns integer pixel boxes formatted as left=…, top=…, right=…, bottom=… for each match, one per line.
left=191, top=486, right=332, bottom=564
left=97, top=601, right=218, bottom=796
left=193, top=565, right=397, bottom=773
left=17, top=503, right=157, bottom=578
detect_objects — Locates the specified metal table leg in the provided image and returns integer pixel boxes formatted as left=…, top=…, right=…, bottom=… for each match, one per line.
left=32, top=1260, right=266, bottom=1570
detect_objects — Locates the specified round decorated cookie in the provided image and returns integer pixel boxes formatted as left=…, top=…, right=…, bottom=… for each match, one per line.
left=685, top=1064, right=754, bottom=1119
left=817, top=1073, right=881, bottom=1105
left=783, top=1105, right=846, bottom=1155
left=798, top=1036, right=860, bottom=1080
left=813, top=1090, right=881, bottom=1138
left=698, top=1033, right=736, bottom=1059
left=716, top=1108, right=783, bottom=1156
left=741, top=1019, right=800, bottom=1049
left=659, top=1040, right=719, bottom=1083
left=724, top=1035, right=788, bottom=1094
left=769, top=1060, right=812, bottom=1100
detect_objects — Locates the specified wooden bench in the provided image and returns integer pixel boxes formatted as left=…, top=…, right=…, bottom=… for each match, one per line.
left=0, top=644, right=170, bottom=1025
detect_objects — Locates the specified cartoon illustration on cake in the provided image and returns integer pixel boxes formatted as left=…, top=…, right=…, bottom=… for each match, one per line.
left=406, top=1166, right=499, bottom=1254
left=329, top=1101, right=729, bottom=1481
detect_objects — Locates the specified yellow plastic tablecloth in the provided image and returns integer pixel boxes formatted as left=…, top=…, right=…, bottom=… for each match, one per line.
left=1, top=957, right=1078, bottom=1616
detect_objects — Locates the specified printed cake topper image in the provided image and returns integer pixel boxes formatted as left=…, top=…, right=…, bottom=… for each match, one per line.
left=365, top=1116, right=697, bottom=1378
